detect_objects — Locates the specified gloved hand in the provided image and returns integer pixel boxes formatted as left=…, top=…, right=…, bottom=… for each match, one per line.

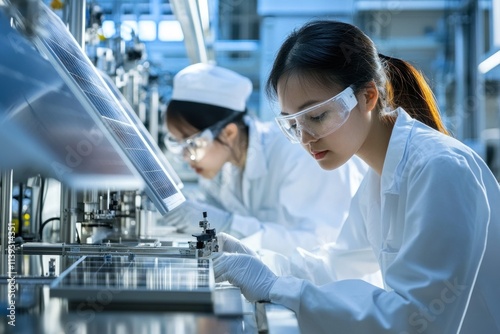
left=212, top=253, right=278, bottom=302
left=217, top=232, right=258, bottom=257
left=161, top=200, right=233, bottom=234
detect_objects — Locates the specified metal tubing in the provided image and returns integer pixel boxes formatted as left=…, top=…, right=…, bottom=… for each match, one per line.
left=149, top=83, right=159, bottom=143
left=19, top=242, right=186, bottom=258
left=60, top=185, right=76, bottom=244
left=67, top=0, right=86, bottom=49
left=1, top=170, right=13, bottom=275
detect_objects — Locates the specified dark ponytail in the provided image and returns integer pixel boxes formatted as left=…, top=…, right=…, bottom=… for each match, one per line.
left=266, top=20, right=448, bottom=135
left=379, top=54, right=448, bottom=134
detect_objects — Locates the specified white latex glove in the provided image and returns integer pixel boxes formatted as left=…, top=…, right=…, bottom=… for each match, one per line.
left=161, top=200, right=233, bottom=233
left=217, top=232, right=258, bottom=257
left=212, top=253, right=278, bottom=302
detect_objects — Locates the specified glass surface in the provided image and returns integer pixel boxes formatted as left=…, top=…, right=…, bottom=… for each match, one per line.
left=51, top=256, right=215, bottom=310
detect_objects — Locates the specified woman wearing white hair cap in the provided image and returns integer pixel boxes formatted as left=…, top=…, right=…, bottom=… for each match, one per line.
left=163, top=62, right=368, bottom=260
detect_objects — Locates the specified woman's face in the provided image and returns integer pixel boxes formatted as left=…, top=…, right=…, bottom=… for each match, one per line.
left=166, top=120, right=232, bottom=179
left=277, top=76, right=372, bottom=170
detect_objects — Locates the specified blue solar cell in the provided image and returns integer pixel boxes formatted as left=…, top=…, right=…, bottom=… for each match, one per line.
left=34, top=4, right=184, bottom=213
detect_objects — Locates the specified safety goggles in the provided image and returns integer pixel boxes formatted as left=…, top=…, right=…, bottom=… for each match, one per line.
left=164, top=113, right=240, bottom=162
left=164, top=128, right=214, bottom=162
left=275, top=86, right=358, bottom=143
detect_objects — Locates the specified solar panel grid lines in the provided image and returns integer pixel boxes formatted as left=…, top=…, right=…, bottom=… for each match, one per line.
left=29, top=3, right=185, bottom=213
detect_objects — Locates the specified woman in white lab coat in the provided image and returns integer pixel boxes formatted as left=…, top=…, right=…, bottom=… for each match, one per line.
left=213, top=20, right=500, bottom=333
left=163, top=63, right=367, bottom=257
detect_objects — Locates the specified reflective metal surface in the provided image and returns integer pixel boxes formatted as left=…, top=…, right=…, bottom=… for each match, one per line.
left=0, top=170, right=13, bottom=275
left=170, top=0, right=210, bottom=63
left=263, top=303, right=300, bottom=334
left=0, top=285, right=257, bottom=334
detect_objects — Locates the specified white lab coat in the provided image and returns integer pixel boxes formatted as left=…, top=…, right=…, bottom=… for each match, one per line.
left=270, top=109, right=500, bottom=333
left=197, top=116, right=368, bottom=257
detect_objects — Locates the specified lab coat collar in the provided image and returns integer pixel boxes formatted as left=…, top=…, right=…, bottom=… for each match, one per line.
left=243, top=117, right=269, bottom=180
left=381, top=108, right=415, bottom=194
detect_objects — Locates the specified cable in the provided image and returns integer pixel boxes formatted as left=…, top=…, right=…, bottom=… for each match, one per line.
left=39, top=255, right=44, bottom=277
left=37, top=177, right=45, bottom=235
left=39, top=217, right=60, bottom=241
left=75, top=226, right=81, bottom=244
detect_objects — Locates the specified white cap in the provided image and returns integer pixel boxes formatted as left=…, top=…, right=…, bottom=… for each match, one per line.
left=171, top=63, right=253, bottom=112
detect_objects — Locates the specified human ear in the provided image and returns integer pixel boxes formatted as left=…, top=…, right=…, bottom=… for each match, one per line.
left=361, top=81, right=379, bottom=112
left=219, top=123, right=239, bottom=144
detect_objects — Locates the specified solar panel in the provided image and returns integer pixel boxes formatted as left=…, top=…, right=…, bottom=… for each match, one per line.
left=50, top=255, right=214, bottom=311
left=0, top=8, right=136, bottom=183
left=18, top=3, right=185, bottom=213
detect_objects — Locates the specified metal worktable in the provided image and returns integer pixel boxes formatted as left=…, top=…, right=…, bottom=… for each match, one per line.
left=1, top=286, right=299, bottom=334
left=0, top=256, right=300, bottom=334
left=2, top=285, right=252, bottom=334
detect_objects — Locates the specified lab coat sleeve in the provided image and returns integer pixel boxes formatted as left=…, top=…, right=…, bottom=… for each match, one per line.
left=232, top=156, right=367, bottom=258
left=230, top=211, right=321, bottom=258
left=288, top=172, right=382, bottom=285
left=269, top=154, right=491, bottom=333
left=193, top=175, right=224, bottom=207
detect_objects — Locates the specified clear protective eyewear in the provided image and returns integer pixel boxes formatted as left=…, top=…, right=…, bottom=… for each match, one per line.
left=164, top=113, right=240, bottom=162
left=275, top=86, right=358, bottom=143
left=164, top=128, right=214, bottom=162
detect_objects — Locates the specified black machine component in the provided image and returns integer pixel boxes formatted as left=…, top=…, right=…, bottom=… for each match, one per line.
left=180, top=212, right=219, bottom=258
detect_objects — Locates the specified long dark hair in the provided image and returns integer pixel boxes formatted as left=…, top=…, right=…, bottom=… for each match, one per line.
left=166, top=100, right=246, bottom=134
left=266, top=20, right=448, bottom=134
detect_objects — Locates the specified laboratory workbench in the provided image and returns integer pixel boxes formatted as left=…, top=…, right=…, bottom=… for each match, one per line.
left=1, top=230, right=300, bottom=333
left=1, top=278, right=299, bottom=334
